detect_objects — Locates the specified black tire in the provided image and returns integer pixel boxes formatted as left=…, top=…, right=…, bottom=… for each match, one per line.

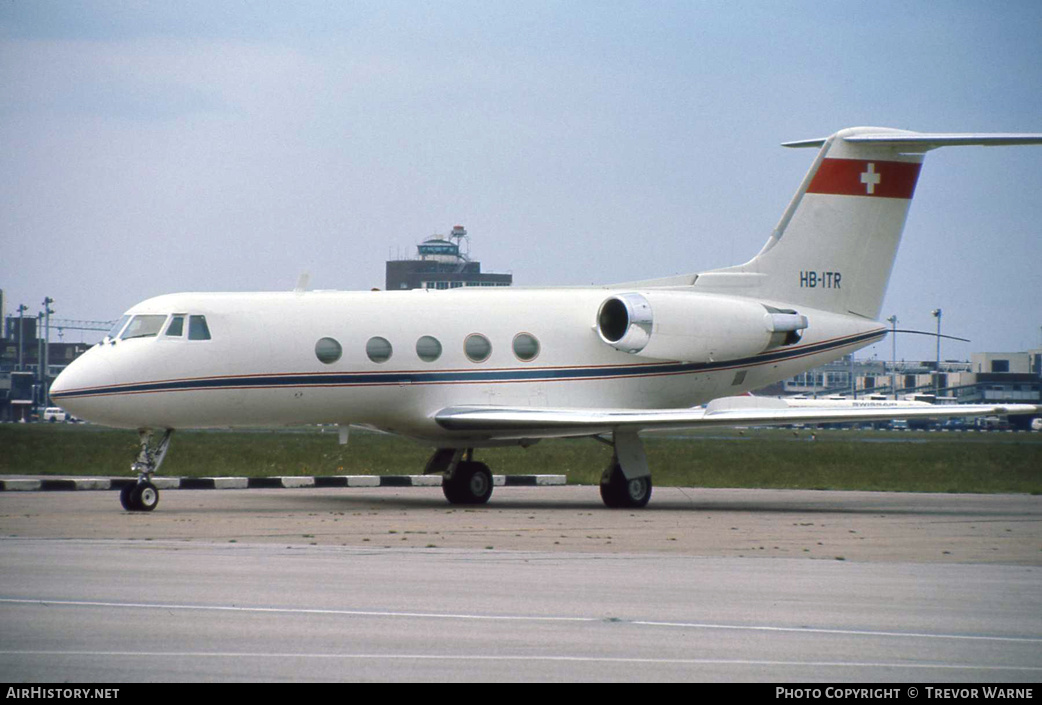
left=129, top=481, right=160, bottom=512
left=441, top=475, right=462, bottom=504
left=599, top=463, right=652, bottom=509
left=442, top=461, right=493, bottom=505
left=119, top=483, right=135, bottom=511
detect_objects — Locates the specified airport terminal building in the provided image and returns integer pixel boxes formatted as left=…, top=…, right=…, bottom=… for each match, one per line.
left=0, top=307, right=92, bottom=422
left=776, top=351, right=1041, bottom=425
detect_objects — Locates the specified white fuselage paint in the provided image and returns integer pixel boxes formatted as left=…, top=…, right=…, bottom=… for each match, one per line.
left=52, top=287, right=883, bottom=445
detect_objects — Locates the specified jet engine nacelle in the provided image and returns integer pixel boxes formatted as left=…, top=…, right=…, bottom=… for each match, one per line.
left=596, top=291, right=808, bottom=362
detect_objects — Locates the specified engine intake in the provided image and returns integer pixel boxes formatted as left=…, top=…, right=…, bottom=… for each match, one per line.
left=596, top=291, right=808, bottom=362
left=597, top=293, right=653, bottom=354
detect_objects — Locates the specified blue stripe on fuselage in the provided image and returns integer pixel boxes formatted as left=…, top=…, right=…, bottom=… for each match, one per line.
left=51, top=329, right=885, bottom=400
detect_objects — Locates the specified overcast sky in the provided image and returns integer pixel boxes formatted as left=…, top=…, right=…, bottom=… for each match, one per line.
left=2, top=0, right=1040, bottom=362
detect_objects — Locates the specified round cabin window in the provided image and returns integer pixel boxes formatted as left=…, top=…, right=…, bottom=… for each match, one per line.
left=416, top=335, right=442, bottom=362
left=464, top=334, right=492, bottom=363
left=366, top=336, right=393, bottom=363
left=315, top=337, right=342, bottom=364
left=512, top=333, right=540, bottom=361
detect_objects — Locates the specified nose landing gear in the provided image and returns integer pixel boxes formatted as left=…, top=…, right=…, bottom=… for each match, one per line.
left=121, top=428, right=173, bottom=512
left=120, top=480, right=160, bottom=512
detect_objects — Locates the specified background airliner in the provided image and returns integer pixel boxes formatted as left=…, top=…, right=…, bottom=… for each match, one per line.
left=50, top=127, right=1042, bottom=511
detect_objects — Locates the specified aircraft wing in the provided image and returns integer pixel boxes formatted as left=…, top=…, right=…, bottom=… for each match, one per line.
left=434, top=399, right=1041, bottom=440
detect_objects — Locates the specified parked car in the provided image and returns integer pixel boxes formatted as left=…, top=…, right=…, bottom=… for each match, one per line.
left=42, top=407, right=68, bottom=423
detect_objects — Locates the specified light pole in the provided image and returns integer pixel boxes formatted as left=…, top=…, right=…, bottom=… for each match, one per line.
left=887, top=315, right=899, bottom=399
left=932, top=308, right=942, bottom=398
left=36, top=312, right=44, bottom=413
left=41, top=297, right=54, bottom=407
left=850, top=352, right=856, bottom=399
left=16, top=304, right=27, bottom=371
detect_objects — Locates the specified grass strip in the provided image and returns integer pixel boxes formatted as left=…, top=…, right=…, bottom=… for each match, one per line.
left=2, top=424, right=1040, bottom=494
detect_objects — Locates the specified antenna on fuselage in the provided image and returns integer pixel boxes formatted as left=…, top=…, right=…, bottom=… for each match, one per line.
left=294, top=272, right=311, bottom=293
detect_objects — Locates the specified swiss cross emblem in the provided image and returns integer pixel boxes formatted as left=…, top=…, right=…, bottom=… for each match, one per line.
left=807, top=158, right=921, bottom=199
left=860, top=163, right=882, bottom=195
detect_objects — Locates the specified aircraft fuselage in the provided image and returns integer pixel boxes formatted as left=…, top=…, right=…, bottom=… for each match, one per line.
left=53, top=287, right=882, bottom=444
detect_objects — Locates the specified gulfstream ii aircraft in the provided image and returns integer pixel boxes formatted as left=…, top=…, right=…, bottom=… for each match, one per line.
left=50, top=127, right=1042, bottom=512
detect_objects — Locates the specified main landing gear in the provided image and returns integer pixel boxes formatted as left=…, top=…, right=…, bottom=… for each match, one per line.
left=426, top=448, right=494, bottom=505
left=600, top=462, right=652, bottom=508
left=598, top=430, right=653, bottom=508
left=425, top=430, right=653, bottom=509
left=120, top=428, right=173, bottom=512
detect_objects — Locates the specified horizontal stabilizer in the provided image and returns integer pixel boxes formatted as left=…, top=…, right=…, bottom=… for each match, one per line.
left=784, top=130, right=1042, bottom=152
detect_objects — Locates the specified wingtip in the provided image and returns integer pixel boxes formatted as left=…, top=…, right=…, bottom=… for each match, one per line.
left=781, top=138, right=826, bottom=149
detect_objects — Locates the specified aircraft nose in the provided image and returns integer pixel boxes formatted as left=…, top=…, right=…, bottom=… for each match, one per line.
left=50, top=346, right=115, bottom=420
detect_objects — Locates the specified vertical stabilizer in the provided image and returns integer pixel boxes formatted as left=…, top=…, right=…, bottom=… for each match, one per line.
left=692, top=127, right=1042, bottom=320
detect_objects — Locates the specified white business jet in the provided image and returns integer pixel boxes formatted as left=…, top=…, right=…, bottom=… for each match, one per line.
left=50, top=127, right=1042, bottom=511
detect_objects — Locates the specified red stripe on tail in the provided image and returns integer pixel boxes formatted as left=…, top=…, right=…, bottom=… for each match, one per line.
left=807, top=159, right=922, bottom=199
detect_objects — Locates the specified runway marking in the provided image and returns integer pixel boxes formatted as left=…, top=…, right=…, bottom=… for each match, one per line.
left=3, top=597, right=1040, bottom=645
left=632, top=620, right=1042, bottom=644
left=0, top=650, right=1040, bottom=673
left=0, top=598, right=593, bottom=624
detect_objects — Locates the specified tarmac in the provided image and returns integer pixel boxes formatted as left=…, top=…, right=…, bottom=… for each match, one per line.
left=2, top=483, right=1040, bottom=681
left=0, top=482, right=1039, bottom=562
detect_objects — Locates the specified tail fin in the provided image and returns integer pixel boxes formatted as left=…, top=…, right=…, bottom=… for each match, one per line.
left=692, top=127, right=1042, bottom=319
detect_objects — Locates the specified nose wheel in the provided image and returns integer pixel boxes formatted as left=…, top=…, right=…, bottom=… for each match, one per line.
left=121, top=428, right=173, bottom=512
left=120, top=481, right=160, bottom=512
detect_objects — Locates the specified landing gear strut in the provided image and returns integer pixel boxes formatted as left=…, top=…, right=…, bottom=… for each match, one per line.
left=426, top=448, right=494, bottom=505
left=120, top=428, right=173, bottom=512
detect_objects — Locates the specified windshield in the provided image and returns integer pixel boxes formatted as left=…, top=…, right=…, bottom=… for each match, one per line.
left=120, top=315, right=167, bottom=340
left=106, top=315, right=130, bottom=340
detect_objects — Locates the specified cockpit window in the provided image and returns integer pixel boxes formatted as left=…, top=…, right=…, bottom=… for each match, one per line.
left=188, top=315, right=211, bottom=341
left=120, top=315, right=167, bottom=340
left=164, top=315, right=185, bottom=337
left=106, top=315, right=130, bottom=340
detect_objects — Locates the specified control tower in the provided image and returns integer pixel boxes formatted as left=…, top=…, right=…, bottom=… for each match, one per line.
left=385, top=225, right=513, bottom=291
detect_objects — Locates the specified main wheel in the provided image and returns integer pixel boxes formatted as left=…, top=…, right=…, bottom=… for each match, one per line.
left=600, top=463, right=652, bottom=509
left=442, top=461, right=493, bottom=505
